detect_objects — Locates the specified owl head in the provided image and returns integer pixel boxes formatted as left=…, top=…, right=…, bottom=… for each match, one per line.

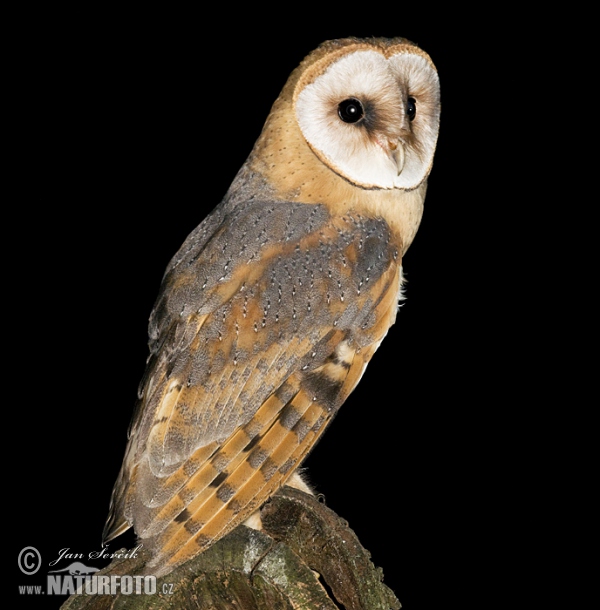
left=251, top=38, right=440, bottom=193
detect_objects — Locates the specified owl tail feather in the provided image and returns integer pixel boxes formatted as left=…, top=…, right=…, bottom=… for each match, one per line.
left=102, top=459, right=136, bottom=545
left=102, top=513, right=131, bottom=546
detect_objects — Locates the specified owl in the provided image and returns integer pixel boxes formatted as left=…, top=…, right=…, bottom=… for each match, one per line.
left=103, top=37, right=440, bottom=578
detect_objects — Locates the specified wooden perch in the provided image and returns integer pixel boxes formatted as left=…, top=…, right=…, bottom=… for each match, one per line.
left=61, top=487, right=400, bottom=609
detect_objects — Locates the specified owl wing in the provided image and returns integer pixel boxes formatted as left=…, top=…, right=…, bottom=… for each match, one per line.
left=104, top=198, right=403, bottom=576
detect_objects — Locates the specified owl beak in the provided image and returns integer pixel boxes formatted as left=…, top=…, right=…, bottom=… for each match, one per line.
left=388, top=140, right=405, bottom=176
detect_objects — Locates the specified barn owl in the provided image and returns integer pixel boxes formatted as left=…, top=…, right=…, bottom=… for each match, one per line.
left=103, top=37, right=441, bottom=578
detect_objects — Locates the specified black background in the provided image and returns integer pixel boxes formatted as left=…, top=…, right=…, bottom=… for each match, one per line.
left=10, top=8, right=513, bottom=609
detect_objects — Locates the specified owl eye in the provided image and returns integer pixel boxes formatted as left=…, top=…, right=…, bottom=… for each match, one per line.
left=338, top=98, right=364, bottom=124
left=407, top=97, right=416, bottom=121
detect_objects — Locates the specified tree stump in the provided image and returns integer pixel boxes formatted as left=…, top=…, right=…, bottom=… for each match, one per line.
left=61, top=487, right=400, bottom=609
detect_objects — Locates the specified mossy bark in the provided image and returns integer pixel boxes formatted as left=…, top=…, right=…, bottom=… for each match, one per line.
left=61, top=487, right=400, bottom=610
